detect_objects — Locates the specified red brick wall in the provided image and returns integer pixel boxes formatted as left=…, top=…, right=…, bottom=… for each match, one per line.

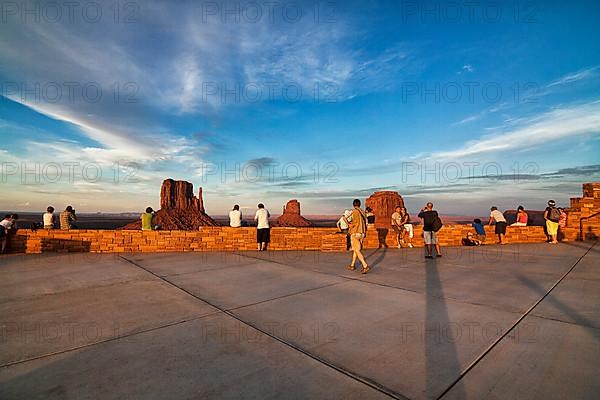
left=5, top=225, right=565, bottom=254
left=567, top=182, right=600, bottom=239
left=362, top=224, right=554, bottom=249
left=6, top=183, right=597, bottom=254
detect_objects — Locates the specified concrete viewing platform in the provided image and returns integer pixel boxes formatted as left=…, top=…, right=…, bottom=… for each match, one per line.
left=0, top=242, right=598, bottom=399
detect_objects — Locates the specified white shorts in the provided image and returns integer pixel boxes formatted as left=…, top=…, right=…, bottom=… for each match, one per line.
left=404, top=224, right=414, bottom=238
left=423, top=230, right=438, bottom=245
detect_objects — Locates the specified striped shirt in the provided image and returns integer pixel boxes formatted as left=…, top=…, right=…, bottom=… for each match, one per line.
left=60, top=211, right=75, bottom=230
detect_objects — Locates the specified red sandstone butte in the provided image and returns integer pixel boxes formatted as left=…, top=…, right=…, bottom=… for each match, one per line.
left=121, top=179, right=217, bottom=230
left=160, top=179, right=205, bottom=212
left=276, top=200, right=313, bottom=227
left=365, top=191, right=405, bottom=229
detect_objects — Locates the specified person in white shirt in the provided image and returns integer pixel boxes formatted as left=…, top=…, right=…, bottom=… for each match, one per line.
left=229, top=205, right=242, bottom=228
left=391, top=206, right=404, bottom=248
left=488, top=206, right=508, bottom=245
left=336, top=210, right=352, bottom=250
left=254, top=203, right=270, bottom=251
left=43, top=206, right=57, bottom=229
left=336, top=211, right=349, bottom=231
left=0, top=214, right=16, bottom=254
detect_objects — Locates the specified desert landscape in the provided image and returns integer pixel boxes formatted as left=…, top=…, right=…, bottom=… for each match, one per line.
left=2, top=2, right=599, bottom=399
left=2, top=179, right=548, bottom=230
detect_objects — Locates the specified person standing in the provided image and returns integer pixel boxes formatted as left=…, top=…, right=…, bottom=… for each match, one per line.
left=141, top=207, right=155, bottom=231
left=391, top=206, right=404, bottom=248
left=60, top=206, right=77, bottom=230
left=558, top=207, right=568, bottom=241
left=0, top=214, right=16, bottom=254
left=544, top=200, right=560, bottom=244
left=43, top=206, right=57, bottom=229
left=558, top=207, right=568, bottom=229
left=365, top=207, right=375, bottom=229
left=489, top=206, right=508, bottom=245
left=254, top=203, right=270, bottom=251
left=345, top=199, right=370, bottom=274
left=400, top=207, right=414, bottom=248
left=418, top=202, right=442, bottom=258
left=229, top=205, right=242, bottom=228
left=336, top=210, right=352, bottom=251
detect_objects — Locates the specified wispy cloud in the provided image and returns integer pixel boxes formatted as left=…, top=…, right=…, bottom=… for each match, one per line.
left=547, top=66, right=598, bottom=88
left=453, top=114, right=483, bottom=125
left=433, top=101, right=600, bottom=160
left=452, top=103, right=509, bottom=126
left=335, top=101, right=600, bottom=180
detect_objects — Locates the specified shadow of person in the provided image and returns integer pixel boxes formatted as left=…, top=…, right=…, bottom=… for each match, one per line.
left=376, top=228, right=389, bottom=249
left=585, top=226, right=598, bottom=241
left=365, top=246, right=387, bottom=268
left=425, top=262, right=466, bottom=399
left=513, top=272, right=598, bottom=333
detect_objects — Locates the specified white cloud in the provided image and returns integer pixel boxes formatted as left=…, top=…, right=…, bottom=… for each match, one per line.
left=5, top=98, right=157, bottom=161
left=432, top=101, right=600, bottom=160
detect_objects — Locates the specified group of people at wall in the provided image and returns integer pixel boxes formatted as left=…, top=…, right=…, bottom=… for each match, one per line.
left=1, top=199, right=568, bottom=259
left=336, top=200, right=444, bottom=268
left=138, top=198, right=568, bottom=267
left=334, top=199, right=569, bottom=267
left=40, top=206, right=78, bottom=230
left=477, top=200, right=568, bottom=245
left=0, top=206, right=78, bottom=254
left=141, top=203, right=272, bottom=251
left=226, top=203, right=271, bottom=251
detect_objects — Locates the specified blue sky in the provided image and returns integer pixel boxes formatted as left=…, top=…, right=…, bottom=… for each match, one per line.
left=1, top=0, right=599, bottom=216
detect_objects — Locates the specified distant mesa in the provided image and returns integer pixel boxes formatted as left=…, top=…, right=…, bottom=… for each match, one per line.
left=121, top=179, right=218, bottom=230
left=365, top=191, right=405, bottom=229
left=276, top=199, right=313, bottom=227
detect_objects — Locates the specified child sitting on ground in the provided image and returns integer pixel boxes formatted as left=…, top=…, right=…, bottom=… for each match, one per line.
left=462, top=232, right=481, bottom=246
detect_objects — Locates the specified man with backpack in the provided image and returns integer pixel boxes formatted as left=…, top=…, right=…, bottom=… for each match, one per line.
left=418, top=202, right=442, bottom=259
left=544, top=200, right=561, bottom=244
left=344, top=199, right=370, bottom=274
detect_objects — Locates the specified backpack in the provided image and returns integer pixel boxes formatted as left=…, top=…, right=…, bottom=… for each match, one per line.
left=358, top=209, right=368, bottom=232
left=432, top=216, right=443, bottom=232
left=549, top=207, right=561, bottom=222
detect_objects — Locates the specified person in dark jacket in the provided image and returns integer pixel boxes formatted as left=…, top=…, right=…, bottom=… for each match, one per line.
left=418, top=202, right=442, bottom=259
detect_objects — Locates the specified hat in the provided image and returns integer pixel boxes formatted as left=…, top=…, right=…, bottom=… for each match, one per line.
left=547, top=200, right=556, bottom=206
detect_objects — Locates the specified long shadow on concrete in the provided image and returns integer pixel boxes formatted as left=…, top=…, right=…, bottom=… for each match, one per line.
left=561, top=240, right=600, bottom=254
left=513, top=272, right=599, bottom=332
left=366, top=247, right=388, bottom=268
left=0, top=315, right=390, bottom=400
left=425, top=259, right=465, bottom=399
